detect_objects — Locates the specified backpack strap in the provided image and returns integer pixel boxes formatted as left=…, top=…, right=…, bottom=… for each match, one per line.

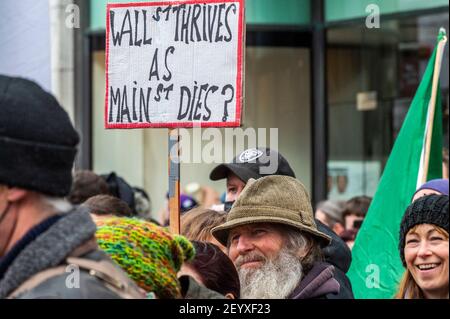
left=7, top=239, right=144, bottom=299
left=69, top=238, right=99, bottom=258
left=65, top=256, right=144, bottom=299
left=7, top=265, right=68, bottom=299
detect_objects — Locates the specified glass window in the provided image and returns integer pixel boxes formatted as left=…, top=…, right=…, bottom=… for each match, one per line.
left=326, top=13, right=449, bottom=200
left=245, top=45, right=312, bottom=190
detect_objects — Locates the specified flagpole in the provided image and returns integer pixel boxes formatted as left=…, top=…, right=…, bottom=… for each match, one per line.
left=420, top=29, right=447, bottom=185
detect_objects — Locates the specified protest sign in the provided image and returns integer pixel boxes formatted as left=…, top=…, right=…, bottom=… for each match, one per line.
left=105, top=0, right=244, bottom=129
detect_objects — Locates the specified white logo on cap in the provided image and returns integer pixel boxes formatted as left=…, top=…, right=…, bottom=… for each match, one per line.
left=239, top=148, right=263, bottom=162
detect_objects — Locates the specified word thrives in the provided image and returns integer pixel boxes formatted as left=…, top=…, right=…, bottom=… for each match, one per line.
left=110, top=3, right=237, bottom=46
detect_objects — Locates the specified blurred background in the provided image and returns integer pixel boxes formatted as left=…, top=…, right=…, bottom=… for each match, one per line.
left=1, top=0, right=448, bottom=220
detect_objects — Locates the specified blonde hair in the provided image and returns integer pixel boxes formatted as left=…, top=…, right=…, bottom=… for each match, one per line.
left=395, top=224, right=449, bottom=299
left=395, top=271, right=425, bottom=299
left=181, top=208, right=227, bottom=242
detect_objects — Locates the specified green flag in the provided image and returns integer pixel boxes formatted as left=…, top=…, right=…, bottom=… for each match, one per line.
left=347, top=30, right=446, bottom=299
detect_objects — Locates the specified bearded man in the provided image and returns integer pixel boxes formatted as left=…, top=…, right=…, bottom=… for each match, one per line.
left=212, top=175, right=341, bottom=299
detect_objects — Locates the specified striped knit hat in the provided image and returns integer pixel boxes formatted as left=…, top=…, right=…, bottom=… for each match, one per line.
left=95, top=217, right=195, bottom=298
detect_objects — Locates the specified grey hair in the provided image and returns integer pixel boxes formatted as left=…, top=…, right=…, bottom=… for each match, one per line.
left=278, top=224, right=323, bottom=273
left=40, top=195, right=73, bottom=214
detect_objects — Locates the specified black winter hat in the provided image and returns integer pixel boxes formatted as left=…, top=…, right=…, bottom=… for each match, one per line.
left=0, top=75, right=79, bottom=196
left=209, top=147, right=296, bottom=183
left=399, top=194, right=449, bottom=266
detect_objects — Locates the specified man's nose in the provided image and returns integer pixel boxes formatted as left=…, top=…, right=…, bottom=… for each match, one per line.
left=236, top=234, right=254, bottom=254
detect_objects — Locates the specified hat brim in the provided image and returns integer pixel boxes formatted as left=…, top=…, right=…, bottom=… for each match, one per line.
left=212, top=215, right=331, bottom=248
left=209, top=163, right=260, bottom=183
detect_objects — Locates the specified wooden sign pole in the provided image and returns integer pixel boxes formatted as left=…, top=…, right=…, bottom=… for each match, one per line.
left=168, top=128, right=180, bottom=234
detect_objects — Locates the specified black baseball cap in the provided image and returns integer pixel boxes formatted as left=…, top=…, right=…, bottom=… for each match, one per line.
left=209, top=147, right=296, bottom=183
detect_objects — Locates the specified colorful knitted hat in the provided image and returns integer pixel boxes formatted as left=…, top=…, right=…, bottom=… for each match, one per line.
left=95, top=217, right=195, bottom=298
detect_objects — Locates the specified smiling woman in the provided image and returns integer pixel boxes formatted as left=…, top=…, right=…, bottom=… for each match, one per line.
left=395, top=194, right=449, bottom=299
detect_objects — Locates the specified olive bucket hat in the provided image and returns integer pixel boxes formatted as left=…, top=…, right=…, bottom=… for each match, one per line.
left=212, top=175, right=331, bottom=247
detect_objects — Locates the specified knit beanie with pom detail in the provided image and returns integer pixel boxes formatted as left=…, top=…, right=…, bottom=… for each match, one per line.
left=95, top=217, right=195, bottom=298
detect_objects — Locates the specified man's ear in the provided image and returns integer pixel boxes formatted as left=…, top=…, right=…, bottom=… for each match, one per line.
left=6, top=188, right=27, bottom=202
left=296, top=240, right=313, bottom=259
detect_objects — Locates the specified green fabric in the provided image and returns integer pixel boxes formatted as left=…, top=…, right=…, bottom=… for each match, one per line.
left=347, top=31, right=445, bottom=299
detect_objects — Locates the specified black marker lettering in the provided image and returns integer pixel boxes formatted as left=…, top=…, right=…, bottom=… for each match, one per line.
left=203, top=85, right=218, bottom=121
left=109, top=86, right=121, bottom=122
left=163, top=5, right=172, bottom=21
left=132, top=81, right=138, bottom=120
left=120, top=86, right=131, bottom=123
left=143, top=10, right=152, bottom=45
left=163, top=46, right=175, bottom=82
left=149, top=49, right=160, bottom=81
left=164, top=84, right=174, bottom=100
left=190, top=4, right=202, bottom=42
left=224, top=4, right=236, bottom=42
left=139, top=87, right=151, bottom=122
left=180, top=5, right=191, bottom=44
left=188, top=81, right=199, bottom=120
left=177, top=86, right=191, bottom=120
left=173, top=5, right=183, bottom=42
left=154, top=83, right=164, bottom=102
left=207, top=5, right=218, bottom=43
left=215, top=4, right=225, bottom=42
left=134, top=11, right=141, bottom=46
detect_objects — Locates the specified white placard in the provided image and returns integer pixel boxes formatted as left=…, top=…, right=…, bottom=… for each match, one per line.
left=105, top=0, right=244, bottom=129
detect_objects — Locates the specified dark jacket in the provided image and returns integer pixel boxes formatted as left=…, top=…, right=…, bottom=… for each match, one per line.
left=316, top=220, right=354, bottom=299
left=0, top=207, right=142, bottom=299
left=289, top=262, right=340, bottom=299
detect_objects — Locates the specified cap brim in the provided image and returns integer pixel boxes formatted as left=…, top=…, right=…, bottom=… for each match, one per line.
left=212, top=215, right=331, bottom=248
left=209, top=164, right=231, bottom=181
left=209, top=163, right=260, bottom=183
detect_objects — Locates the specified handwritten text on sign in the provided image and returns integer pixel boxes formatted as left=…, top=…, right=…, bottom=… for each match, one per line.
left=105, top=0, right=244, bottom=129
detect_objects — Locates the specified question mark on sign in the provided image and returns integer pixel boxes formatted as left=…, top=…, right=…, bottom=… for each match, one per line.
left=221, top=84, right=234, bottom=122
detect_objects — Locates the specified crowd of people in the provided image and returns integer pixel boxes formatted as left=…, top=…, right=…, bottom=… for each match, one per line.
left=0, top=75, right=448, bottom=299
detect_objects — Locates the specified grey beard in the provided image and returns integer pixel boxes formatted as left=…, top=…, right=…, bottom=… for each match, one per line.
left=238, top=248, right=303, bottom=299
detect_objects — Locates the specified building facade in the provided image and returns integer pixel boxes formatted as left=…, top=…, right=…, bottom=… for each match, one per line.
left=71, top=0, right=449, bottom=215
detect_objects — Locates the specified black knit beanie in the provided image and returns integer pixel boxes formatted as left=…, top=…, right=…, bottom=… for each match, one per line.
left=0, top=75, right=79, bottom=196
left=399, top=194, right=449, bottom=266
